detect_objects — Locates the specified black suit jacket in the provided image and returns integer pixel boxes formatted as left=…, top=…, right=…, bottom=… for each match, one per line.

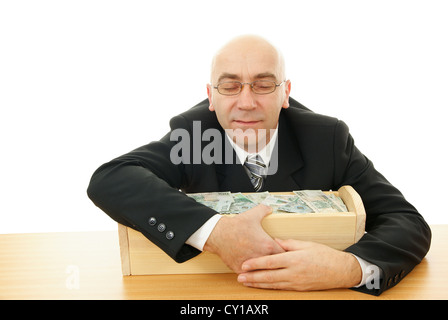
left=87, top=97, right=431, bottom=295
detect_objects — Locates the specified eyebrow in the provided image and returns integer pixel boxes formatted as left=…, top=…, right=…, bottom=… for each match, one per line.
left=217, top=72, right=278, bottom=83
left=254, top=72, right=277, bottom=80
left=217, top=73, right=240, bottom=83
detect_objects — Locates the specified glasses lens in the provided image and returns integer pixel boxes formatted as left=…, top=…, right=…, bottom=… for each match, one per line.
left=252, top=81, right=276, bottom=94
left=218, top=82, right=241, bottom=95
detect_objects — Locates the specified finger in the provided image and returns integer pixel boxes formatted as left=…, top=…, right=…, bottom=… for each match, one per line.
left=241, top=253, right=285, bottom=272
left=275, top=238, right=308, bottom=251
left=238, top=268, right=290, bottom=287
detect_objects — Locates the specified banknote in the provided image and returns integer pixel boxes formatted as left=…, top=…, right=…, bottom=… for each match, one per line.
left=245, top=191, right=270, bottom=204
left=277, top=197, right=314, bottom=213
left=293, top=190, right=347, bottom=213
left=325, top=193, right=348, bottom=212
left=261, top=194, right=298, bottom=212
left=221, top=193, right=257, bottom=214
left=187, top=190, right=347, bottom=214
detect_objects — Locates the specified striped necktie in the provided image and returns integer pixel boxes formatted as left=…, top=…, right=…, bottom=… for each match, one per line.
left=244, top=154, right=267, bottom=192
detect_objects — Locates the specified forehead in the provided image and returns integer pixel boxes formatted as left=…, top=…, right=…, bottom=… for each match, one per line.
left=211, top=45, right=282, bottom=83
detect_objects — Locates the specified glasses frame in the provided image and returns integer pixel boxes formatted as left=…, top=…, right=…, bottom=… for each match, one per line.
left=213, top=80, right=286, bottom=96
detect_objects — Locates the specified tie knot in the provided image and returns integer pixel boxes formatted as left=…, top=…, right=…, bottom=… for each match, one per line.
left=246, top=154, right=266, bottom=168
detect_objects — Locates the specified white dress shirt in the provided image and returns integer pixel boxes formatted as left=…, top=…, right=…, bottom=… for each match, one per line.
left=185, top=125, right=379, bottom=287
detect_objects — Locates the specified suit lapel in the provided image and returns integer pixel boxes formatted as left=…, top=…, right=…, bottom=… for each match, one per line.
left=263, top=112, right=304, bottom=191
left=215, top=131, right=255, bottom=192
left=216, top=163, right=256, bottom=192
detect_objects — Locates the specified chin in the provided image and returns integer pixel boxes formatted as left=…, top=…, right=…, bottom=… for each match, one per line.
left=228, top=128, right=269, bottom=153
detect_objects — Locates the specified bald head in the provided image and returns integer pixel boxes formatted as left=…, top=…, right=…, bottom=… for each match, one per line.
left=210, top=35, right=286, bottom=84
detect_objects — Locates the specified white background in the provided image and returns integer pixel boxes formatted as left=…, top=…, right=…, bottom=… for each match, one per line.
left=1, top=0, right=447, bottom=234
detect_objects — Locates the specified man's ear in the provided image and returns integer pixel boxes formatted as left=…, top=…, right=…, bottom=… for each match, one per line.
left=206, top=84, right=215, bottom=111
left=282, top=80, right=291, bottom=109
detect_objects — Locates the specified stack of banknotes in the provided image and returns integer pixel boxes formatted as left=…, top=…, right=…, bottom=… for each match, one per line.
left=187, top=190, right=348, bottom=214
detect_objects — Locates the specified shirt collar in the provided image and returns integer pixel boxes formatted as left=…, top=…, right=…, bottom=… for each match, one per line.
left=225, top=125, right=279, bottom=165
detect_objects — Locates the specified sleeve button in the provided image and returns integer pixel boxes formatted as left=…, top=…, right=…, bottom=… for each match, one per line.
left=166, top=231, right=175, bottom=240
left=148, top=217, right=157, bottom=226
left=157, top=223, right=166, bottom=232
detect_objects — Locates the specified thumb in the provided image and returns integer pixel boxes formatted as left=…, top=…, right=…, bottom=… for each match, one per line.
left=244, top=204, right=273, bottom=221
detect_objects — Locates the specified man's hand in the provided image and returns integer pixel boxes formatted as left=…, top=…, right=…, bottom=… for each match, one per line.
left=203, top=204, right=284, bottom=273
left=236, top=238, right=362, bottom=291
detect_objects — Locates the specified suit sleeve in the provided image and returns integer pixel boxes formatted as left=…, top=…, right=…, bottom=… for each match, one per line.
left=87, top=115, right=217, bottom=263
left=333, top=120, right=431, bottom=295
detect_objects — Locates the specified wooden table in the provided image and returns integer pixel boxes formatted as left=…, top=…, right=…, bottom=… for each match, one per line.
left=1, top=225, right=447, bottom=300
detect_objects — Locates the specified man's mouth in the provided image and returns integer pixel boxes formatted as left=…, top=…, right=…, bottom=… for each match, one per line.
left=233, top=120, right=261, bottom=125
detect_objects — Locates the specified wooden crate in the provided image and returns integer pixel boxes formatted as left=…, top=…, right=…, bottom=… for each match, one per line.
left=118, top=185, right=366, bottom=275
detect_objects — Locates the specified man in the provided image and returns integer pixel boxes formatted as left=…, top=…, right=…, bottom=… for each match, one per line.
left=87, top=35, right=431, bottom=295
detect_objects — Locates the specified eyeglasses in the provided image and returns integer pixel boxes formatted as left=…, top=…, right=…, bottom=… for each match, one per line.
left=213, top=80, right=285, bottom=96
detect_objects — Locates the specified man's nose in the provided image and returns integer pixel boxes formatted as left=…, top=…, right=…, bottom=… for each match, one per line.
left=237, top=84, right=256, bottom=110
